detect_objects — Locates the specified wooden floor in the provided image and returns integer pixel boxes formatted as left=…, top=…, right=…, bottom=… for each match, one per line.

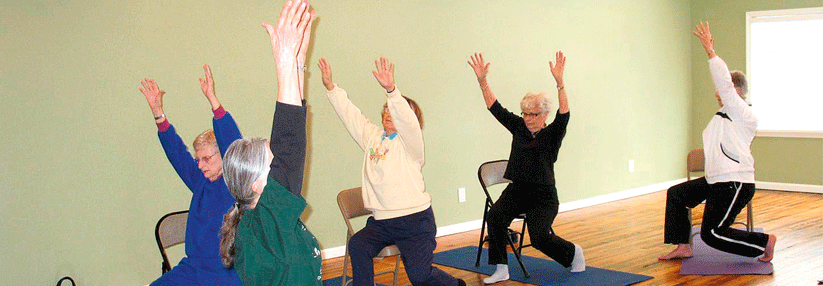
left=321, top=189, right=823, bottom=286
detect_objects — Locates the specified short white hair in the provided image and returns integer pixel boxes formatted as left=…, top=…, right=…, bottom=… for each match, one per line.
left=520, top=92, right=551, bottom=113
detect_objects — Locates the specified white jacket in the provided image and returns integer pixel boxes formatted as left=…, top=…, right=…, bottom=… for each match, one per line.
left=702, top=56, right=758, bottom=184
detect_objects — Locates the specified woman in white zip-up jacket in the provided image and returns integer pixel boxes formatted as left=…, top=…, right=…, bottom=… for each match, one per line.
left=659, top=21, right=776, bottom=262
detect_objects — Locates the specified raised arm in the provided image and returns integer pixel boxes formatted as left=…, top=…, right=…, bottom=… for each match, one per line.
left=550, top=51, right=569, bottom=114
left=200, top=64, right=243, bottom=154
left=262, top=0, right=315, bottom=196
left=139, top=78, right=205, bottom=192
left=373, top=57, right=425, bottom=162
left=139, top=78, right=167, bottom=124
left=262, top=0, right=314, bottom=106
left=320, top=57, right=383, bottom=151
left=694, top=21, right=752, bottom=119
left=468, top=53, right=497, bottom=109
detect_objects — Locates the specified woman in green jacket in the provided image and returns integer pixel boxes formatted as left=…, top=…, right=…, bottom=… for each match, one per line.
left=218, top=1, right=321, bottom=285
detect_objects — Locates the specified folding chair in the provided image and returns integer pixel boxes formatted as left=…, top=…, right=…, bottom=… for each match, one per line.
left=686, top=148, right=754, bottom=245
left=474, top=160, right=534, bottom=278
left=155, top=210, right=188, bottom=274
left=337, top=187, right=403, bottom=286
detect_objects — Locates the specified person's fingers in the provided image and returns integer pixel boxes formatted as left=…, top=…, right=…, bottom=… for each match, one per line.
left=262, top=22, right=275, bottom=35
left=277, top=0, right=293, bottom=29
left=296, top=8, right=311, bottom=35
left=288, top=1, right=307, bottom=28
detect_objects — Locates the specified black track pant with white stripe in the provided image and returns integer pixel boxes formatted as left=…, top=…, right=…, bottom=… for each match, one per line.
left=663, top=177, right=769, bottom=257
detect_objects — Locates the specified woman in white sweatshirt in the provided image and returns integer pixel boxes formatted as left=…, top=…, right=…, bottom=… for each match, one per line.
left=659, top=21, right=776, bottom=262
left=318, top=57, right=465, bottom=286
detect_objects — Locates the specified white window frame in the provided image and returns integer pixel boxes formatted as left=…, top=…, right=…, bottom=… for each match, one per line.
left=746, top=7, right=823, bottom=139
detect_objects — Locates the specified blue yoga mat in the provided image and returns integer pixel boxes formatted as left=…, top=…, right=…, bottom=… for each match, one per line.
left=679, top=227, right=773, bottom=275
left=433, top=246, right=653, bottom=286
left=322, top=276, right=389, bottom=286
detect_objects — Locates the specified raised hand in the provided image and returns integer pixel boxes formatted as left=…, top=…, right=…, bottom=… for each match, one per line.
left=297, top=7, right=317, bottom=66
left=200, top=64, right=216, bottom=99
left=693, top=21, right=716, bottom=58
left=262, top=0, right=315, bottom=106
left=262, top=0, right=313, bottom=68
left=138, top=78, right=166, bottom=118
left=199, top=64, right=221, bottom=110
left=468, top=53, right=490, bottom=85
left=549, top=51, right=566, bottom=86
left=317, top=58, right=334, bottom=91
left=372, top=57, right=396, bottom=93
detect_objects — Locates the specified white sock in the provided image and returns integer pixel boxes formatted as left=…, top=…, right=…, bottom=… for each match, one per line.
left=570, top=243, right=586, bottom=272
left=483, top=264, right=509, bottom=284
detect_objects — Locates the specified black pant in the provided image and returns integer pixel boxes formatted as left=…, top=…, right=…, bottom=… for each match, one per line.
left=663, top=177, right=769, bottom=257
left=486, top=182, right=575, bottom=267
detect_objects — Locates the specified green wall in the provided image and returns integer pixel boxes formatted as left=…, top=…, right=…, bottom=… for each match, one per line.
left=1, top=0, right=694, bottom=284
left=689, top=0, right=823, bottom=186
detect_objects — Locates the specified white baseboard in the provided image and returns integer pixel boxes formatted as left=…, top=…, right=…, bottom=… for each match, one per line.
left=321, top=245, right=347, bottom=260
left=756, top=181, right=823, bottom=194
left=558, top=179, right=684, bottom=212
left=321, top=178, right=685, bottom=259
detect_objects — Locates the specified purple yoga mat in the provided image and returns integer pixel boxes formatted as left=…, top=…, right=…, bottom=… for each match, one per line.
left=680, top=227, right=773, bottom=275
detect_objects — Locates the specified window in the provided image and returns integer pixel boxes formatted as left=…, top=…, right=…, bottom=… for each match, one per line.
left=747, top=7, right=823, bottom=138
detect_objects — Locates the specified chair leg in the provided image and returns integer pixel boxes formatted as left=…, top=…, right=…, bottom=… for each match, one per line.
left=687, top=208, right=694, bottom=246
left=517, top=220, right=527, bottom=257
left=341, top=244, right=350, bottom=286
left=392, top=255, right=400, bottom=286
left=505, top=229, right=530, bottom=278
left=475, top=207, right=489, bottom=267
left=746, top=202, right=754, bottom=232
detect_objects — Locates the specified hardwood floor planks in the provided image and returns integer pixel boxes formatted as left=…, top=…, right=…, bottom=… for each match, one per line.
left=321, top=189, right=823, bottom=285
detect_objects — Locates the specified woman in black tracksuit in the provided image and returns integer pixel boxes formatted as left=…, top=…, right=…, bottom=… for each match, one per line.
left=659, top=21, right=776, bottom=262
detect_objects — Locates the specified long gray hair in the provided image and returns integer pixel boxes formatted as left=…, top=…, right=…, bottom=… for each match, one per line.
left=219, top=137, right=269, bottom=268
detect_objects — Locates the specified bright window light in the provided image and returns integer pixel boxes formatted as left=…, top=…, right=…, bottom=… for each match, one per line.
left=747, top=7, right=823, bottom=138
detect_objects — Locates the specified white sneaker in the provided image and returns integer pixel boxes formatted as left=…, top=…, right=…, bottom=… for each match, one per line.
left=571, top=243, right=586, bottom=272
left=483, top=264, right=510, bottom=284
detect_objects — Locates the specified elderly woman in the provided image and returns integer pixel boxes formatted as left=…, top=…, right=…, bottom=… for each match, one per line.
left=658, top=22, right=776, bottom=262
left=318, top=57, right=466, bottom=286
left=217, top=1, right=321, bottom=285
left=468, top=52, right=585, bottom=284
left=138, top=64, right=242, bottom=286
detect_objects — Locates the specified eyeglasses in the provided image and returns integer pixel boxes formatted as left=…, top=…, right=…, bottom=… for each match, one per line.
left=521, top=112, right=545, bottom=118
left=196, top=152, right=219, bottom=164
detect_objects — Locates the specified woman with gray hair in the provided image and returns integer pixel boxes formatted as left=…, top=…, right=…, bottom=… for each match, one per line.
left=468, top=52, right=585, bottom=284
left=658, top=21, right=776, bottom=262
left=217, top=1, right=321, bottom=285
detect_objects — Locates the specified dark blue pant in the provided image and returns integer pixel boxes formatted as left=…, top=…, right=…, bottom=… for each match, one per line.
left=348, top=207, right=458, bottom=286
left=150, top=257, right=242, bottom=286
left=486, top=182, right=575, bottom=267
left=663, top=177, right=769, bottom=257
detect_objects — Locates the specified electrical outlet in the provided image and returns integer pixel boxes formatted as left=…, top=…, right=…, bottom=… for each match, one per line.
left=629, top=159, right=635, bottom=173
left=458, top=187, right=466, bottom=203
